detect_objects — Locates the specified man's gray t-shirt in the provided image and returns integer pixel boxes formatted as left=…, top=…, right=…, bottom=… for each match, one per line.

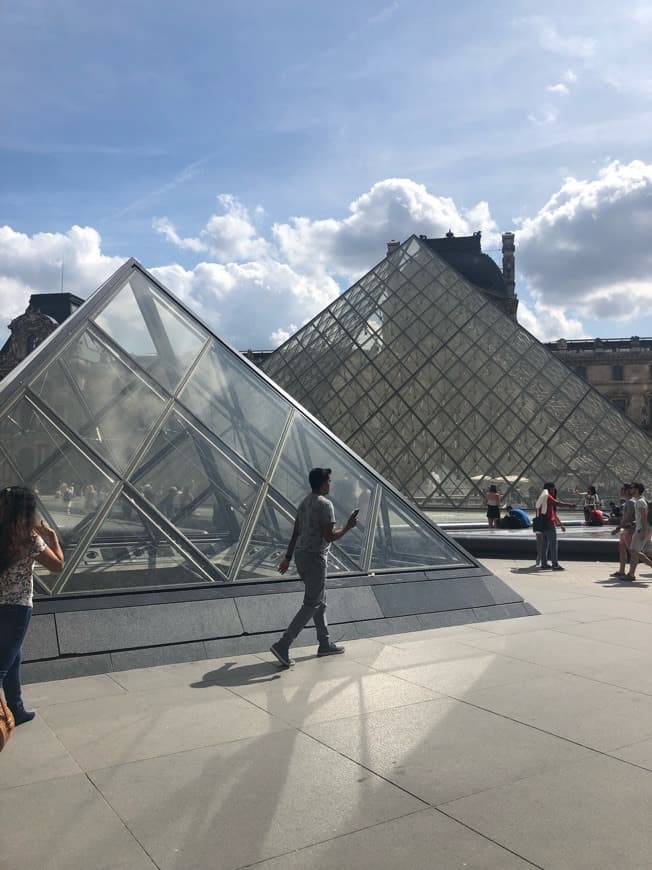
left=622, top=497, right=636, bottom=528
left=635, top=496, right=648, bottom=532
left=295, top=493, right=335, bottom=556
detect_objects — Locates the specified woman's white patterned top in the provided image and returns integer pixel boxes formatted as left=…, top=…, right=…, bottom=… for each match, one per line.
left=0, top=534, right=46, bottom=607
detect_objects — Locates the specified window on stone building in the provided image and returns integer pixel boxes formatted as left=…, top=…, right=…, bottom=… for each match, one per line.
left=612, top=397, right=628, bottom=412
left=612, top=365, right=624, bottom=381
left=26, top=334, right=39, bottom=352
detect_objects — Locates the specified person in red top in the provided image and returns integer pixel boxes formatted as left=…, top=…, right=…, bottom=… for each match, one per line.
left=535, top=482, right=571, bottom=571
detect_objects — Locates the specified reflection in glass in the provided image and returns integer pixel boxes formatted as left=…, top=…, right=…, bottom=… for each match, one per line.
left=31, top=329, right=166, bottom=473
left=271, top=414, right=375, bottom=569
left=237, top=495, right=359, bottom=581
left=132, top=411, right=258, bottom=577
left=63, top=493, right=210, bottom=593
left=93, top=275, right=207, bottom=391
left=0, top=398, right=114, bottom=548
left=371, top=491, right=468, bottom=570
left=180, top=339, right=292, bottom=476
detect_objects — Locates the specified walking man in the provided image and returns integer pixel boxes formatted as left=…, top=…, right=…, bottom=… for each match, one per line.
left=610, top=482, right=636, bottom=579
left=270, top=467, right=358, bottom=668
left=624, top=483, right=652, bottom=580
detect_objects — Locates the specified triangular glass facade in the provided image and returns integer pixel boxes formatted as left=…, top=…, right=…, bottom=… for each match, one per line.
left=262, top=236, right=652, bottom=509
left=0, top=258, right=471, bottom=595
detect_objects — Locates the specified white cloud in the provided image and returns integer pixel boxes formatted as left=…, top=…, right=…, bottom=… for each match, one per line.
left=562, top=69, right=578, bottom=84
left=368, top=1, right=400, bottom=25
left=6, top=168, right=652, bottom=353
left=272, top=178, right=500, bottom=282
left=528, top=105, right=559, bottom=126
left=154, top=194, right=268, bottom=263
left=153, top=218, right=206, bottom=253
left=517, top=160, right=652, bottom=320
left=150, top=258, right=338, bottom=350
left=525, top=16, right=596, bottom=59
left=0, top=225, right=124, bottom=337
left=547, top=83, right=569, bottom=96
left=518, top=297, right=586, bottom=341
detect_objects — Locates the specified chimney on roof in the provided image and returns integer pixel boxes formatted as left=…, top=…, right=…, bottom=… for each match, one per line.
left=386, top=240, right=400, bottom=256
left=501, top=232, right=516, bottom=298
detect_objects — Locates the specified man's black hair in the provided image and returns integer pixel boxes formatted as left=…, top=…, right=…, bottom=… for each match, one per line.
left=633, top=482, right=646, bottom=495
left=309, top=467, right=331, bottom=492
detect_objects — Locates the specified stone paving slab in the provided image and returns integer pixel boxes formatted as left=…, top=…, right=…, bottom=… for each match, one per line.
left=304, top=696, right=593, bottom=805
left=249, top=807, right=537, bottom=870
left=442, top=753, right=652, bottom=870
left=89, top=730, right=424, bottom=870
left=462, top=669, right=652, bottom=752
left=0, top=714, right=81, bottom=789
left=6, top=557, right=652, bottom=869
left=40, top=681, right=291, bottom=771
left=0, top=774, right=157, bottom=870
left=226, top=668, right=440, bottom=727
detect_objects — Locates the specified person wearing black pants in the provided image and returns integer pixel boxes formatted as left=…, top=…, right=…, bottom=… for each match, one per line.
left=0, top=487, right=64, bottom=724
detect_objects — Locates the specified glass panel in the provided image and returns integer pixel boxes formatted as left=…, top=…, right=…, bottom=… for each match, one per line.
left=180, top=339, right=292, bottom=476
left=409, top=270, right=433, bottom=295
left=559, top=374, right=589, bottom=405
left=271, top=414, right=375, bottom=568
left=31, top=329, right=167, bottom=473
left=0, top=398, right=114, bottom=548
left=237, top=497, right=296, bottom=580
left=371, top=491, right=470, bottom=570
left=511, top=329, right=536, bottom=357
left=0, top=448, right=19, bottom=487
left=93, top=275, right=207, bottom=391
left=61, top=493, right=211, bottom=593
left=131, top=410, right=260, bottom=577
left=494, top=408, right=526, bottom=444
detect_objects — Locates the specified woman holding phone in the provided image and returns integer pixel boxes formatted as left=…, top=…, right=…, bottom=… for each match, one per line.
left=0, top=486, right=64, bottom=724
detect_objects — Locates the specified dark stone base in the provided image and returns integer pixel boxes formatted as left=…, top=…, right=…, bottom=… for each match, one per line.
left=24, top=567, right=537, bottom=683
left=452, top=532, right=618, bottom=561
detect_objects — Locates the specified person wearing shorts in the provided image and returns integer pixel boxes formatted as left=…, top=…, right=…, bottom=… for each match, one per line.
left=483, top=485, right=502, bottom=529
left=624, top=483, right=652, bottom=580
left=611, top=483, right=636, bottom=579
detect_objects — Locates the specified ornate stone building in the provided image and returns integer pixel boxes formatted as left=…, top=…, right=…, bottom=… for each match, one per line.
left=0, top=293, right=83, bottom=380
left=418, top=230, right=518, bottom=320
left=546, top=337, right=652, bottom=434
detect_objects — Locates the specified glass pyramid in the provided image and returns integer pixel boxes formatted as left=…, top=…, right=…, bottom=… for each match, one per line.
left=0, top=258, right=471, bottom=596
left=262, top=236, right=652, bottom=509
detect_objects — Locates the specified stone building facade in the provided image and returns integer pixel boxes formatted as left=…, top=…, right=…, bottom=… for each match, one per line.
left=0, top=293, right=83, bottom=380
left=546, top=337, right=652, bottom=434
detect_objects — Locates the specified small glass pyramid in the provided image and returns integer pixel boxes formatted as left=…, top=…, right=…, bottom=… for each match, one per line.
left=263, top=236, right=652, bottom=509
left=0, top=258, right=471, bottom=595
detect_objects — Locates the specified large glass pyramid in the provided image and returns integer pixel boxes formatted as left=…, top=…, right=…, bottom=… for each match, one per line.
left=262, top=236, right=652, bottom=509
left=0, top=259, right=472, bottom=596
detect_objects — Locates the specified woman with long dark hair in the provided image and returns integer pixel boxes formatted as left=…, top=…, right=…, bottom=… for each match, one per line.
left=0, top=486, right=64, bottom=724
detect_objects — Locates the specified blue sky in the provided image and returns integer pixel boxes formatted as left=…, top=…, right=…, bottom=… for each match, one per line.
left=2, top=0, right=652, bottom=348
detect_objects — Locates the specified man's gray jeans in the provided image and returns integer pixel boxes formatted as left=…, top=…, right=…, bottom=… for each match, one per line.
left=282, top=551, right=330, bottom=647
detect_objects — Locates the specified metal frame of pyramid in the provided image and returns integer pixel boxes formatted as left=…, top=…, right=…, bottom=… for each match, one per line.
left=263, top=236, right=652, bottom=511
left=0, top=258, right=530, bottom=680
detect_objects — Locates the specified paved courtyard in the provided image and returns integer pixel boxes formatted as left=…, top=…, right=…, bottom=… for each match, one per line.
left=4, top=558, right=652, bottom=869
